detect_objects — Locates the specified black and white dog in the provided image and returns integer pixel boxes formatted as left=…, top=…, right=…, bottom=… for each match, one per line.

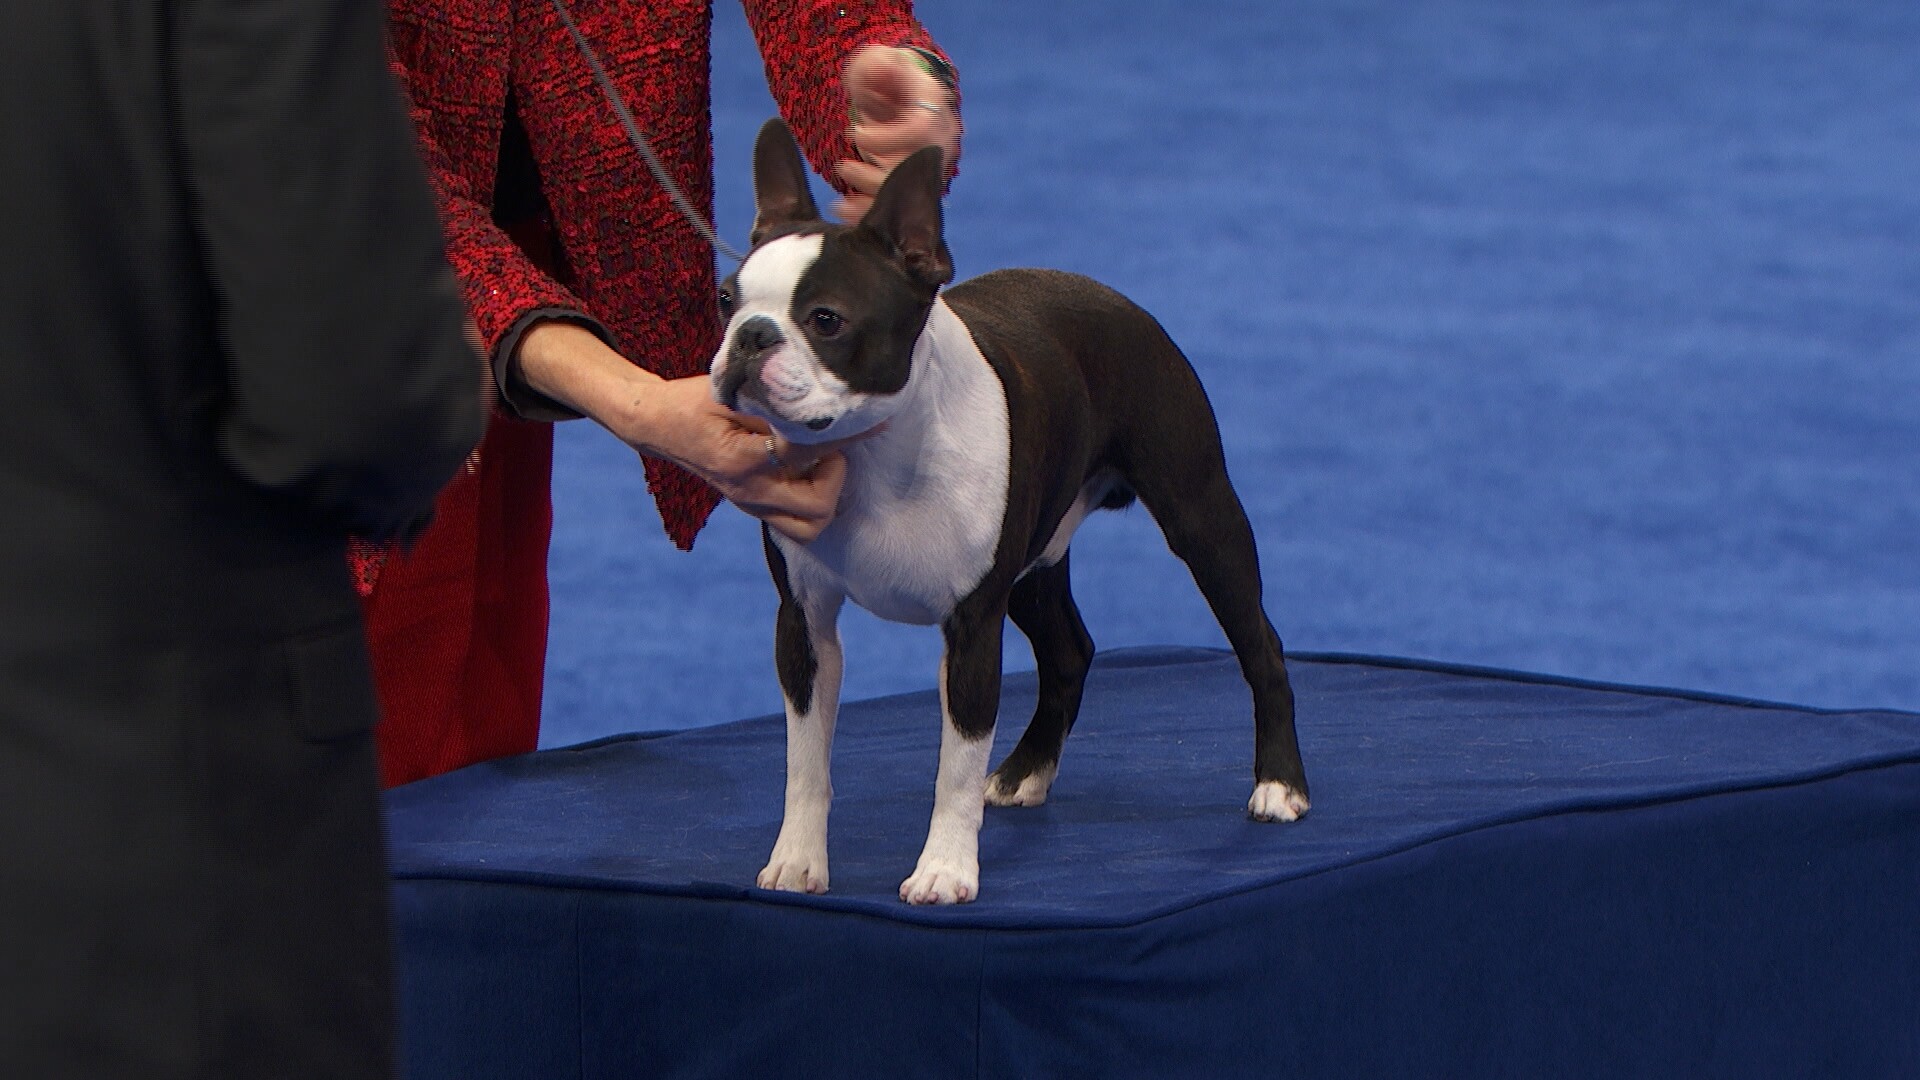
left=711, top=120, right=1308, bottom=905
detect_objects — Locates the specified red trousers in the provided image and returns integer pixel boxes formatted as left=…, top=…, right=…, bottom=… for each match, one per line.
left=361, top=414, right=554, bottom=787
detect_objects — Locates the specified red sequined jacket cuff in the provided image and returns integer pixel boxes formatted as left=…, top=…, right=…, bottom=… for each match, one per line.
left=748, top=1, right=961, bottom=191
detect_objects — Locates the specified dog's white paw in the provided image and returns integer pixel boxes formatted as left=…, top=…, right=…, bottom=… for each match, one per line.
left=757, top=847, right=830, bottom=894
left=1247, top=780, right=1311, bottom=823
left=985, top=762, right=1058, bottom=807
left=899, top=855, right=979, bottom=905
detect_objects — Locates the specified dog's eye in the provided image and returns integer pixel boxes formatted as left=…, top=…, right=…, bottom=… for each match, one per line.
left=808, top=308, right=844, bottom=338
left=716, top=287, right=734, bottom=317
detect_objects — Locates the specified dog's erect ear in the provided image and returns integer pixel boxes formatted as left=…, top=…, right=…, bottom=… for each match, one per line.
left=751, top=118, right=821, bottom=246
left=860, top=145, right=952, bottom=293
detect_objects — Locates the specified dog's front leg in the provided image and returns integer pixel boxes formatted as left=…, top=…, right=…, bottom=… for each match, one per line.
left=901, top=594, right=1006, bottom=905
left=759, top=536, right=845, bottom=895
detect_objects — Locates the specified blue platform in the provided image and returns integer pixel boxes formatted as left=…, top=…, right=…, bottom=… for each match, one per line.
left=390, top=649, right=1920, bottom=1077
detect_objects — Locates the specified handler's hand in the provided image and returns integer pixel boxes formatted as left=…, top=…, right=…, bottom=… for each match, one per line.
left=835, top=45, right=961, bottom=221
left=625, top=376, right=850, bottom=543
left=510, top=321, right=854, bottom=541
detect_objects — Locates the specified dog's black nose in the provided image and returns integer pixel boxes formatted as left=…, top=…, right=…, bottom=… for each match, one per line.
left=734, top=315, right=783, bottom=358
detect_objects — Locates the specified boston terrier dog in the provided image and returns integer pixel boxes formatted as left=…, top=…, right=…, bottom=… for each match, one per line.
left=712, top=119, right=1308, bottom=905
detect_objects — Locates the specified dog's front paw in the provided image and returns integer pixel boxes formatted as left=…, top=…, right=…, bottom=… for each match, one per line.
left=899, top=855, right=979, bottom=905
left=757, top=846, right=830, bottom=894
left=1247, top=780, right=1311, bottom=823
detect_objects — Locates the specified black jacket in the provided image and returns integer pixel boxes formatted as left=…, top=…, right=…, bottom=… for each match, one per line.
left=0, top=1, right=483, bottom=1075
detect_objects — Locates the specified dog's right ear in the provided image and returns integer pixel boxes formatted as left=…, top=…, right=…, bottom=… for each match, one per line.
left=751, top=119, right=821, bottom=247
left=859, top=144, right=952, bottom=294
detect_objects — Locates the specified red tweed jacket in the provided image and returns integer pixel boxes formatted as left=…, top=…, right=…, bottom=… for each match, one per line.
left=365, top=0, right=949, bottom=569
left=363, top=0, right=952, bottom=784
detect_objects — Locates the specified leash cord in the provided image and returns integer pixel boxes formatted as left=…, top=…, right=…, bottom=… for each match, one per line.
left=548, top=0, right=746, bottom=264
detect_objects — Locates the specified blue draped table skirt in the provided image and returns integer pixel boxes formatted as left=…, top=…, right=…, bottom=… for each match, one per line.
left=387, top=647, right=1920, bottom=1078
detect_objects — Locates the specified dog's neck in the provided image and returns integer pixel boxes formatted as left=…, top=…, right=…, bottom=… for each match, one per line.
left=779, top=292, right=1011, bottom=626
left=848, top=297, right=999, bottom=471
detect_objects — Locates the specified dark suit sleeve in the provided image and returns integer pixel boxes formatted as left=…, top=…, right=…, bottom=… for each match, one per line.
left=174, top=0, right=485, bottom=540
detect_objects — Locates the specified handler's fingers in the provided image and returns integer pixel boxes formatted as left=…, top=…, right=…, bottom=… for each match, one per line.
left=729, top=412, right=773, bottom=437
left=844, top=45, right=917, bottom=124
left=759, top=453, right=848, bottom=542
left=835, top=158, right=889, bottom=197
left=771, top=439, right=826, bottom=477
left=831, top=193, right=875, bottom=223
left=791, top=449, right=847, bottom=507
left=763, top=513, right=821, bottom=542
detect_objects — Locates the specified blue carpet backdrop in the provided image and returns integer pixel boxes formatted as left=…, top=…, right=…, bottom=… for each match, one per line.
left=541, top=0, right=1919, bottom=746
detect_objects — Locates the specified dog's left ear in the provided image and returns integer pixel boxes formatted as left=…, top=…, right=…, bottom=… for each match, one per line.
left=860, top=145, right=953, bottom=293
left=751, top=118, right=821, bottom=246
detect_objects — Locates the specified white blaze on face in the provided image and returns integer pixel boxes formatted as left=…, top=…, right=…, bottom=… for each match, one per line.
left=735, top=233, right=823, bottom=325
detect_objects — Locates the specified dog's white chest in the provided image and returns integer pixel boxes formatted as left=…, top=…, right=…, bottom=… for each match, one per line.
left=775, top=300, right=1009, bottom=626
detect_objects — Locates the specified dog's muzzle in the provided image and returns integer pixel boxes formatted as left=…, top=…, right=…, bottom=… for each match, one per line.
left=717, top=315, right=784, bottom=411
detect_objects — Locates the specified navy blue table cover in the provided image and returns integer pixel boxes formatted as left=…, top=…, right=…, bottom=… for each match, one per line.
left=387, top=648, right=1920, bottom=1078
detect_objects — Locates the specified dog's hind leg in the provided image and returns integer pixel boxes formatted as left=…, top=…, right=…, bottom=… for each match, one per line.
left=988, top=552, right=1093, bottom=807
left=758, top=531, right=846, bottom=894
left=1128, top=446, right=1310, bottom=822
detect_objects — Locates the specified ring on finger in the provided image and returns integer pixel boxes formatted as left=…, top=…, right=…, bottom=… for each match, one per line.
left=764, top=435, right=783, bottom=471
